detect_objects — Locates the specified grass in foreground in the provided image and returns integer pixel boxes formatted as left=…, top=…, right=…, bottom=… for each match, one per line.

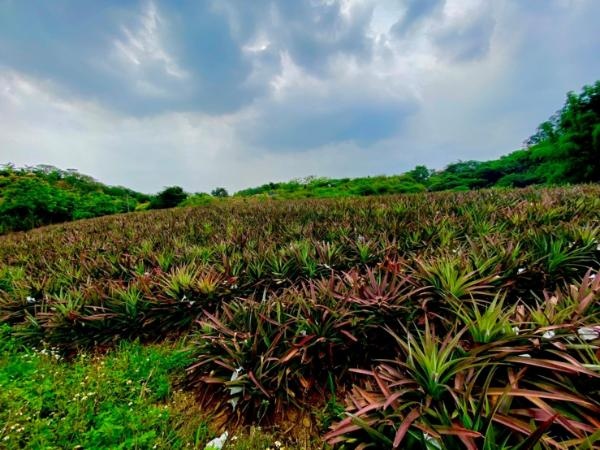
left=0, top=326, right=208, bottom=449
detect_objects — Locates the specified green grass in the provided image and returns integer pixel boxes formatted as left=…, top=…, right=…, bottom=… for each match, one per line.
left=0, top=325, right=209, bottom=449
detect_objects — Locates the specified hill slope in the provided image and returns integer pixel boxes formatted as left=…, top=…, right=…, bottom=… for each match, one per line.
left=0, top=165, right=150, bottom=233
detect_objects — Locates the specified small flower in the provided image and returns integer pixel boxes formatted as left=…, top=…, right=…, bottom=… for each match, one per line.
left=274, top=441, right=283, bottom=448
left=578, top=327, right=599, bottom=341
left=26, top=296, right=36, bottom=304
left=542, top=330, right=555, bottom=339
left=517, top=268, right=526, bottom=275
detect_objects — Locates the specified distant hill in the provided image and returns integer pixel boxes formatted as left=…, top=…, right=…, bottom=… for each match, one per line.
left=0, top=165, right=150, bottom=234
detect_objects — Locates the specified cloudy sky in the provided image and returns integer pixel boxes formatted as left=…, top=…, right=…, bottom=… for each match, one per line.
left=1, top=0, right=598, bottom=194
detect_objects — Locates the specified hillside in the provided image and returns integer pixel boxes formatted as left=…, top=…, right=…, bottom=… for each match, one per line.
left=0, top=165, right=150, bottom=234
left=1, top=185, right=599, bottom=447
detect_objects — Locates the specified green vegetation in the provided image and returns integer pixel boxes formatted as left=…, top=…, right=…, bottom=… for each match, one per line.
left=0, top=327, right=208, bottom=449
left=1, top=185, right=599, bottom=448
left=0, top=165, right=149, bottom=234
left=150, top=186, right=189, bottom=210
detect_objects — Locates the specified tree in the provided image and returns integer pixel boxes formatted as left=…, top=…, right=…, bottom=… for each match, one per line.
left=150, top=186, right=188, bottom=209
left=408, top=165, right=432, bottom=184
left=211, top=187, right=229, bottom=198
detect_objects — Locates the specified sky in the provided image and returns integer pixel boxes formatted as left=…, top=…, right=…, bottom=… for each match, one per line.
left=1, top=0, right=599, bottom=194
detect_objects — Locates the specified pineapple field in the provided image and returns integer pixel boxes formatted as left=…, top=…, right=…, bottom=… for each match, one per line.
left=1, top=185, right=600, bottom=449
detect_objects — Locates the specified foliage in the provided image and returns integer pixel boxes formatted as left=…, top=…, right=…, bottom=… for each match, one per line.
left=1, top=185, right=599, bottom=448
left=0, top=165, right=148, bottom=234
left=211, top=187, right=230, bottom=198
left=150, top=186, right=189, bottom=209
left=180, top=192, right=214, bottom=207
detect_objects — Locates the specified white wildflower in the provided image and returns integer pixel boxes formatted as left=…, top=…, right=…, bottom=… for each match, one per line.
left=517, top=268, right=526, bottom=275
left=274, top=441, right=283, bottom=448
left=577, top=327, right=599, bottom=341
left=512, top=326, right=520, bottom=335
left=542, top=330, right=555, bottom=340
left=26, top=296, right=36, bottom=304
left=204, top=431, right=228, bottom=450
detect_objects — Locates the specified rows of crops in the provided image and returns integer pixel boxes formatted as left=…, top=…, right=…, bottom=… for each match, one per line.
left=1, top=186, right=600, bottom=448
